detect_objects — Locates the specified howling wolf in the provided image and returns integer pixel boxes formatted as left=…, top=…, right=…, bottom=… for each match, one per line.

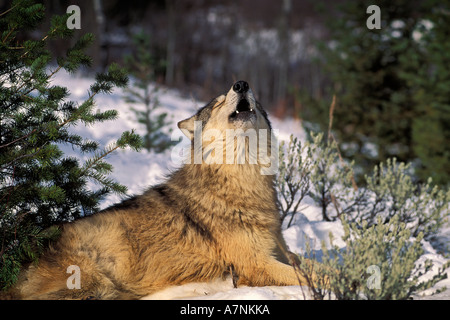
left=9, top=81, right=312, bottom=299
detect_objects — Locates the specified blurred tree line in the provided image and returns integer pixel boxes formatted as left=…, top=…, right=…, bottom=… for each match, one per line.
left=1, top=0, right=447, bottom=185
left=0, top=0, right=328, bottom=104
left=300, top=0, right=450, bottom=185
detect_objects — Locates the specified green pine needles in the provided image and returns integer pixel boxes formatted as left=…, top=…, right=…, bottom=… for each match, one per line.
left=123, top=32, right=173, bottom=153
left=0, top=0, right=141, bottom=290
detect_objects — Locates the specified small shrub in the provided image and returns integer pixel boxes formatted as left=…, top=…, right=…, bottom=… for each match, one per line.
left=358, top=159, right=450, bottom=241
left=277, top=133, right=449, bottom=299
left=298, top=215, right=449, bottom=300
left=276, top=135, right=313, bottom=226
left=277, top=132, right=356, bottom=225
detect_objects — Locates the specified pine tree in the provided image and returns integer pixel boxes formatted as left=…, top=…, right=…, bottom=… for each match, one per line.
left=303, top=0, right=449, bottom=184
left=398, top=0, right=450, bottom=185
left=0, top=0, right=141, bottom=290
left=123, top=32, right=173, bottom=153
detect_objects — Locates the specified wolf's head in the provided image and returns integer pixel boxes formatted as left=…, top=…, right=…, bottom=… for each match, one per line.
left=178, top=80, right=271, bottom=136
left=177, top=81, right=277, bottom=174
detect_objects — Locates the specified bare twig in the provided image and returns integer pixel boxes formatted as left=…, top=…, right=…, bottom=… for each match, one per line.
left=0, top=4, right=18, bottom=17
left=326, top=95, right=358, bottom=192
left=330, top=193, right=342, bottom=220
left=292, top=262, right=308, bottom=300
left=1, top=141, right=49, bottom=169
left=327, top=95, right=336, bottom=143
left=79, top=143, right=121, bottom=177
left=0, top=129, right=36, bottom=149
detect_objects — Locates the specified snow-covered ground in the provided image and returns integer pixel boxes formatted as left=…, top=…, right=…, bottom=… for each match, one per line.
left=53, top=70, right=450, bottom=300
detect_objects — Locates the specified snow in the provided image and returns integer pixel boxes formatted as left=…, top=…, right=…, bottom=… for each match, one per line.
left=142, top=278, right=312, bottom=300
left=52, top=70, right=450, bottom=300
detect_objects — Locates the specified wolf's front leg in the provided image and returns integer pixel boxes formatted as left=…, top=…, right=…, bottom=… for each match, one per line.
left=237, top=258, right=304, bottom=287
left=237, top=257, right=326, bottom=289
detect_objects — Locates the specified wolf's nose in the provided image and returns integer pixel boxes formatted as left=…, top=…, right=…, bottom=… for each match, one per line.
left=233, top=81, right=249, bottom=94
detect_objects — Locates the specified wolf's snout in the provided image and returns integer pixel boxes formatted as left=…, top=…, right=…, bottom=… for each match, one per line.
left=233, top=80, right=249, bottom=94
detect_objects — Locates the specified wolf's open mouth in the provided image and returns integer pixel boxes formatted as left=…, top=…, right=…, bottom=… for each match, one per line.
left=229, top=98, right=255, bottom=120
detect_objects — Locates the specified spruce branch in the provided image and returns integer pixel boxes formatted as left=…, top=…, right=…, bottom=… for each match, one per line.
left=0, top=3, right=18, bottom=17
left=79, top=130, right=141, bottom=189
left=0, top=129, right=36, bottom=149
left=0, top=0, right=140, bottom=290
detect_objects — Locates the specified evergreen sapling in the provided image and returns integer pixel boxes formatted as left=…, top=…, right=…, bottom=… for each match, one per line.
left=0, top=0, right=141, bottom=290
left=123, top=32, right=173, bottom=153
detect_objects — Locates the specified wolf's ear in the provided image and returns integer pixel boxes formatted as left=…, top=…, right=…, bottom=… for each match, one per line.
left=178, top=94, right=225, bottom=140
left=177, top=116, right=196, bottom=140
left=213, top=95, right=226, bottom=107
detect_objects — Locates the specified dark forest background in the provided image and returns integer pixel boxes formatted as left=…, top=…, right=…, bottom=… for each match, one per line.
left=1, top=0, right=448, bottom=185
